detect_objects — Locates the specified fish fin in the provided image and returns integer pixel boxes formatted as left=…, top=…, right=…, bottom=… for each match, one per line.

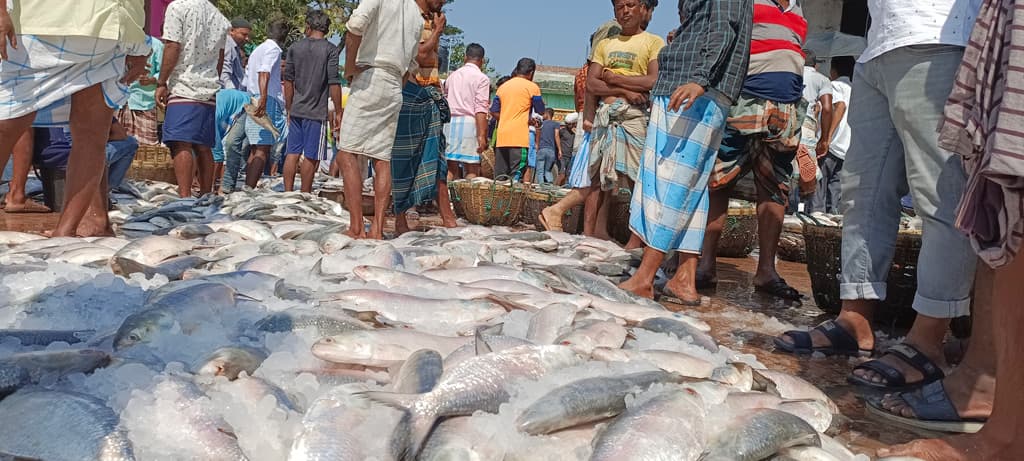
left=474, top=328, right=493, bottom=355
left=358, top=390, right=419, bottom=411
left=343, top=309, right=383, bottom=325
left=485, top=294, right=538, bottom=313
left=310, top=258, right=324, bottom=277
left=359, top=390, right=437, bottom=460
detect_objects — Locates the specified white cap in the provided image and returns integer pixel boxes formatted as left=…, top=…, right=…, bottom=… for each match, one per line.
left=564, top=113, right=579, bottom=124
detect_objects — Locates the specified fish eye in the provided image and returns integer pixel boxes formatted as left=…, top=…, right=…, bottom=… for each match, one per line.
left=322, top=338, right=334, bottom=343
left=129, top=334, right=141, bottom=342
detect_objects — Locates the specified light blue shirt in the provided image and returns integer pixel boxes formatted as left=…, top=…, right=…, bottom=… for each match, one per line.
left=127, top=37, right=164, bottom=111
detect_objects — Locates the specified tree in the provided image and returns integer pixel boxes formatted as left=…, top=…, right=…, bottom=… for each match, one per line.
left=445, top=40, right=496, bottom=77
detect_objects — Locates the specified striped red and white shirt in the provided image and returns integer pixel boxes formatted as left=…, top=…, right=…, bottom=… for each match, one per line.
left=741, top=0, right=808, bottom=104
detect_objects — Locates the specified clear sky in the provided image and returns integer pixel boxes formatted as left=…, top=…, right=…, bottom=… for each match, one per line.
left=445, top=1, right=680, bottom=74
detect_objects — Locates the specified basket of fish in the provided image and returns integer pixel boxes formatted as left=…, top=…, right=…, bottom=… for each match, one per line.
left=778, top=215, right=807, bottom=263
left=448, top=177, right=527, bottom=226
left=717, top=200, right=758, bottom=258
left=523, top=186, right=584, bottom=234
left=804, top=213, right=922, bottom=326
left=126, top=145, right=176, bottom=184
left=607, top=188, right=633, bottom=245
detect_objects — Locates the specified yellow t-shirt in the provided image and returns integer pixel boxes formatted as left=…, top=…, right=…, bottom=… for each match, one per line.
left=9, top=0, right=147, bottom=46
left=592, top=32, right=665, bottom=77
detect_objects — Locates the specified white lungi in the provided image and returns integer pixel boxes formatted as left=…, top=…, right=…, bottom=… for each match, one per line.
left=336, top=67, right=404, bottom=161
left=444, top=115, right=480, bottom=164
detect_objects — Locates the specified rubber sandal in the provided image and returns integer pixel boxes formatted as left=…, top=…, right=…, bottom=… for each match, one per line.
left=773, top=320, right=873, bottom=357
left=754, top=278, right=803, bottom=300
left=865, top=381, right=986, bottom=433
left=656, top=286, right=702, bottom=306
left=848, top=343, right=946, bottom=391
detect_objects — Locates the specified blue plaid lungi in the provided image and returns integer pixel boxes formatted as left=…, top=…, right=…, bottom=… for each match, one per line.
left=629, top=93, right=730, bottom=253
left=392, top=82, right=446, bottom=214
left=444, top=115, right=480, bottom=164
left=0, top=35, right=142, bottom=126
left=567, top=132, right=593, bottom=188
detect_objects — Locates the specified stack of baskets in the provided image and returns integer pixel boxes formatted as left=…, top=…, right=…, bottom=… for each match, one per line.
left=449, top=178, right=527, bottom=226
left=804, top=217, right=921, bottom=327
left=522, top=186, right=584, bottom=234
left=718, top=203, right=759, bottom=257
left=126, top=145, right=176, bottom=183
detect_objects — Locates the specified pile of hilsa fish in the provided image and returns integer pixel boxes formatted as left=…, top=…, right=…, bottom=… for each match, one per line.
left=0, top=181, right=869, bottom=461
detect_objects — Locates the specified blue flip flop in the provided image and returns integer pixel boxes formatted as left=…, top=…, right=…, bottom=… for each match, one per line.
left=865, top=381, right=987, bottom=433
left=774, top=320, right=873, bottom=357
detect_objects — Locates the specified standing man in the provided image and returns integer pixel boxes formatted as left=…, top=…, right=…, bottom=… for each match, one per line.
left=283, top=10, right=342, bottom=194
left=535, top=108, right=560, bottom=184
left=557, top=112, right=578, bottom=184
left=242, top=19, right=290, bottom=189
left=493, top=58, right=545, bottom=181
left=392, top=0, right=459, bottom=234
left=697, top=0, right=809, bottom=301
left=618, top=0, right=754, bottom=301
left=156, top=0, right=231, bottom=198
left=221, top=18, right=252, bottom=91
left=443, top=42, right=490, bottom=180
left=791, top=50, right=833, bottom=212
left=118, top=35, right=164, bottom=146
left=336, top=0, right=428, bottom=239
left=814, top=56, right=853, bottom=214
left=0, top=0, right=150, bottom=236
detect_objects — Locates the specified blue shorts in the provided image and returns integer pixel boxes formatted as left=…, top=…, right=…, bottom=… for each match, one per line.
left=286, top=117, right=329, bottom=161
left=163, top=97, right=216, bottom=148
left=244, top=96, right=286, bottom=146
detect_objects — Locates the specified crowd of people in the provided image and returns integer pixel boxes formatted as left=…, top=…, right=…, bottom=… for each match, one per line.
left=3, top=0, right=1024, bottom=458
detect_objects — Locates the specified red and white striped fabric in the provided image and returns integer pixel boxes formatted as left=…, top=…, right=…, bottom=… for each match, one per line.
left=940, top=0, right=1024, bottom=268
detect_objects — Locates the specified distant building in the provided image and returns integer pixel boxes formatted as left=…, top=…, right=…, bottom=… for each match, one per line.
left=533, top=65, right=579, bottom=119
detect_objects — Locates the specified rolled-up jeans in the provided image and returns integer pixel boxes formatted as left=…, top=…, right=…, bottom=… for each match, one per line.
left=106, top=136, right=138, bottom=191
left=220, top=113, right=250, bottom=193
left=535, top=147, right=557, bottom=184
left=839, top=44, right=975, bottom=318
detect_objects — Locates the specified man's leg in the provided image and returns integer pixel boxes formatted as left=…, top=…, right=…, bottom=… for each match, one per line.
left=283, top=154, right=301, bottom=192
left=541, top=188, right=587, bottom=232
left=493, top=148, right=509, bottom=178
left=0, top=114, right=34, bottom=180
left=465, top=162, right=480, bottom=179
left=582, top=184, right=602, bottom=237
left=447, top=160, right=461, bottom=181
left=56, top=84, right=113, bottom=237
left=193, top=145, right=215, bottom=195
left=752, top=174, right=789, bottom=289
left=106, top=137, right=138, bottom=192
left=369, top=158, right=391, bottom=239
left=245, top=146, right=270, bottom=189
left=437, top=178, right=457, bottom=228
left=337, top=150, right=365, bottom=238
left=619, top=247, right=666, bottom=299
left=695, top=187, right=731, bottom=283
left=299, top=157, right=319, bottom=194
left=826, top=157, right=844, bottom=214
left=5, top=129, right=50, bottom=212
left=169, top=141, right=195, bottom=198
left=220, top=114, right=248, bottom=194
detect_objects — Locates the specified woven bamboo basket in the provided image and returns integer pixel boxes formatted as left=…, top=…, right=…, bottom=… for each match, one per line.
left=522, top=188, right=584, bottom=234
left=778, top=229, right=807, bottom=263
left=481, top=148, right=496, bottom=179
left=718, top=206, right=759, bottom=257
left=126, top=145, right=176, bottom=183
left=805, top=221, right=921, bottom=327
left=448, top=179, right=527, bottom=226
left=317, top=189, right=379, bottom=216
left=607, top=189, right=633, bottom=245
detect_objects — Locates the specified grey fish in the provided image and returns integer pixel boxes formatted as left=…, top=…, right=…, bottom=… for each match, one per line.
left=391, top=349, right=443, bottom=394
left=193, top=346, right=268, bottom=380
left=0, top=349, right=111, bottom=381
left=517, top=370, right=685, bottom=435
left=288, top=390, right=372, bottom=461
left=700, top=409, right=821, bottom=461
left=637, top=317, right=719, bottom=352
left=167, top=224, right=215, bottom=239
left=0, top=389, right=135, bottom=461
left=362, top=345, right=583, bottom=460
left=442, top=335, right=535, bottom=369
left=547, top=266, right=644, bottom=304
left=590, top=386, right=707, bottom=461
left=0, top=329, right=95, bottom=346
left=254, top=309, right=372, bottom=335
left=0, top=364, right=29, bottom=398
left=113, top=255, right=211, bottom=281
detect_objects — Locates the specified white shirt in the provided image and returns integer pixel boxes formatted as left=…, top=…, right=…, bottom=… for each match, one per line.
left=162, top=0, right=230, bottom=101
left=801, top=66, right=833, bottom=123
left=244, top=40, right=284, bottom=103
left=861, top=0, right=983, bottom=63
left=347, top=0, right=424, bottom=77
left=829, top=77, right=853, bottom=160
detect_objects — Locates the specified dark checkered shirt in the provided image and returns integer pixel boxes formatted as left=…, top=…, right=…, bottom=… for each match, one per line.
left=651, top=0, right=754, bottom=104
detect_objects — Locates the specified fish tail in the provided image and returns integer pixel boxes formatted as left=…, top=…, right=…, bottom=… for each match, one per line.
left=359, top=391, right=436, bottom=460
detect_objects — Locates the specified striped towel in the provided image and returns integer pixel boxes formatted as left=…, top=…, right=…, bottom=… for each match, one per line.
left=444, top=115, right=481, bottom=164
left=629, top=93, right=730, bottom=253
left=939, top=0, right=1024, bottom=268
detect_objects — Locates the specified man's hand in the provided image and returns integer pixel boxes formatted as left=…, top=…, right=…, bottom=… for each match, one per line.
left=669, top=83, right=705, bottom=112
left=0, top=10, right=16, bottom=61
left=122, top=55, right=149, bottom=85
left=334, top=111, right=343, bottom=135
left=155, top=84, right=169, bottom=109
left=433, top=12, right=447, bottom=34
left=138, top=76, right=158, bottom=86
left=815, top=140, right=830, bottom=159
left=583, top=120, right=594, bottom=133
left=477, top=135, right=488, bottom=154
left=622, top=90, right=648, bottom=106
left=254, top=98, right=267, bottom=118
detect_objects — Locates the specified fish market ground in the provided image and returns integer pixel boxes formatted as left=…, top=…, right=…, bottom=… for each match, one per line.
left=0, top=208, right=931, bottom=457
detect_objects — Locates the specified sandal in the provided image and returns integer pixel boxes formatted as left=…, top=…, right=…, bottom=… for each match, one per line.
left=865, top=381, right=987, bottom=433
left=774, top=320, right=873, bottom=357
left=848, top=343, right=946, bottom=391
left=754, top=278, right=803, bottom=300
left=657, top=286, right=703, bottom=306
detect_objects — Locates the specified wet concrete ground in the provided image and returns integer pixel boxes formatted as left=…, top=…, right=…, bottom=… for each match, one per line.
left=1, top=209, right=930, bottom=458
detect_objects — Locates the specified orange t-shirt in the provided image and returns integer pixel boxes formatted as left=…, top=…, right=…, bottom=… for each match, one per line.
left=495, top=77, right=543, bottom=148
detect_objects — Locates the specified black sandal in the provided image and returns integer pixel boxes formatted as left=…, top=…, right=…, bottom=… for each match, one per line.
left=773, top=320, right=873, bottom=357
left=848, top=343, right=946, bottom=391
left=754, top=278, right=803, bottom=300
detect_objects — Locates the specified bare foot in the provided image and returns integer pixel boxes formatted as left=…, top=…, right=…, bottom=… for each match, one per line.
left=878, top=362, right=994, bottom=420
left=395, top=215, right=411, bottom=237
left=662, top=278, right=700, bottom=304
left=440, top=211, right=458, bottom=229
left=618, top=276, right=654, bottom=300
left=76, top=213, right=114, bottom=237
left=878, top=433, right=1010, bottom=461
left=3, top=200, right=52, bottom=213
left=540, top=206, right=563, bottom=232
